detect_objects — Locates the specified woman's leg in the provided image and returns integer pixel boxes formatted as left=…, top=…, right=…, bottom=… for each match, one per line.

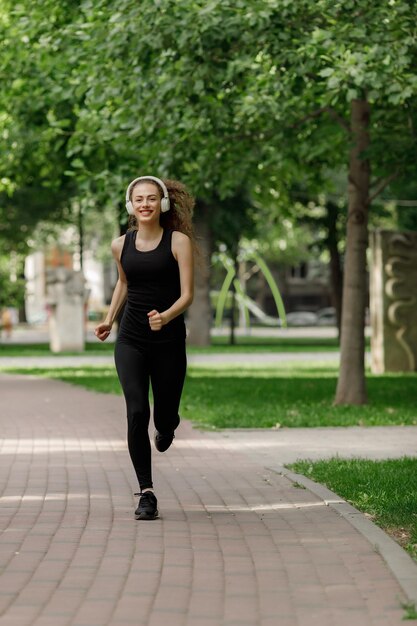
left=114, top=341, right=153, bottom=490
left=150, top=340, right=187, bottom=436
left=150, top=340, right=187, bottom=437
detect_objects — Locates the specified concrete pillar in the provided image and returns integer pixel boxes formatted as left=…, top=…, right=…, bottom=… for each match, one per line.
left=370, top=230, right=417, bottom=373
left=46, top=268, right=88, bottom=353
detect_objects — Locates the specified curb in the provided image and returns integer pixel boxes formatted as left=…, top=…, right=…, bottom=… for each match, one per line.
left=269, top=464, right=417, bottom=606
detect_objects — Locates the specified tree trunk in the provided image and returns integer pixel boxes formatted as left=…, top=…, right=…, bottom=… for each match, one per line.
left=334, top=99, right=370, bottom=405
left=187, top=201, right=212, bottom=346
left=325, top=201, right=343, bottom=340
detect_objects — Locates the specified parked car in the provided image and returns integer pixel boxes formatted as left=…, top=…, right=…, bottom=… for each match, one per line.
left=285, top=311, right=319, bottom=327
left=316, top=307, right=337, bottom=326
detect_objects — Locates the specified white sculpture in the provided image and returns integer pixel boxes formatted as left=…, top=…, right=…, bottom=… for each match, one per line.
left=46, top=267, right=89, bottom=353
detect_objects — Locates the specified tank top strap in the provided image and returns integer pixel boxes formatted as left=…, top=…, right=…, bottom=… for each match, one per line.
left=120, top=230, right=134, bottom=263
left=162, top=228, right=173, bottom=249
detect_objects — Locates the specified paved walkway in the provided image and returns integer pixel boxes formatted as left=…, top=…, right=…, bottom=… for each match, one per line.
left=0, top=373, right=416, bottom=626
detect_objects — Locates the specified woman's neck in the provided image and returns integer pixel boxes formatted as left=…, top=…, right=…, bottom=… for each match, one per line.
left=136, top=222, right=163, bottom=241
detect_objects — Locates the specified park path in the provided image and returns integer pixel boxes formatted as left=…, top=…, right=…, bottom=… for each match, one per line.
left=0, top=372, right=416, bottom=626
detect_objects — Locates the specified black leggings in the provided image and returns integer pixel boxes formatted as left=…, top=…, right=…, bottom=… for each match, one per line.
left=114, top=339, right=187, bottom=491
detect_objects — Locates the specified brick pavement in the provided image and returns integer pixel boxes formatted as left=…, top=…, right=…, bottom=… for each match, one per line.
left=0, top=373, right=412, bottom=626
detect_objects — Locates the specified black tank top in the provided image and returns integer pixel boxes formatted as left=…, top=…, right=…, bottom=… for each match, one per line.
left=117, top=229, right=186, bottom=344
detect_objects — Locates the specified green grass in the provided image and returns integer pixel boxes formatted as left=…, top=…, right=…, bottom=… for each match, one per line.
left=402, top=602, right=417, bottom=620
left=0, top=335, right=367, bottom=356
left=4, top=363, right=416, bottom=429
left=288, top=457, right=417, bottom=561
left=191, top=335, right=343, bottom=353
left=0, top=342, right=113, bottom=357
left=183, top=365, right=417, bottom=429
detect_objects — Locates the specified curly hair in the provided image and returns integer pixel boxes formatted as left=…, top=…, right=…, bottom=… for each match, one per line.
left=127, top=177, right=197, bottom=251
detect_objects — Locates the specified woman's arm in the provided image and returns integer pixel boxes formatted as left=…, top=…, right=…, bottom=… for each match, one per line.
left=148, top=231, right=194, bottom=331
left=94, top=236, right=128, bottom=341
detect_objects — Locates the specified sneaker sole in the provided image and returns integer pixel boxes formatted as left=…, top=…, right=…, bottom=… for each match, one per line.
left=135, top=510, right=159, bottom=521
left=154, top=433, right=175, bottom=452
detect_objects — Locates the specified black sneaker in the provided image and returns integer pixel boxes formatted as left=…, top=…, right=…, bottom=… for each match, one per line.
left=154, top=430, right=175, bottom=452
left=134, top=491, right=159, bottom=520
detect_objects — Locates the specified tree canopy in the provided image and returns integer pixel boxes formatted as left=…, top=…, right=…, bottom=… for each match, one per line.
left=3, top=1, right=415, bottom=227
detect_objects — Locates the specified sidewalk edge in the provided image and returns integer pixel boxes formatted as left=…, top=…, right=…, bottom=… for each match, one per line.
left=268, top=464, right=417, bottom=605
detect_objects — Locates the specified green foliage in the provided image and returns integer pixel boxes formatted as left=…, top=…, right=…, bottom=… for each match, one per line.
left=387, top=179, right=417, bottom=231
left=402, top=601, right=417, bottom=621
left=0, top=254, right=25, bottom=309
left=0, top=273, right=24, bottom=309
left=1, top=0, right=416, bottom=252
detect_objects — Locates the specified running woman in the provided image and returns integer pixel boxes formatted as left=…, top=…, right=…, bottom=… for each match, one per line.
left=95, top=176, right=195, bottom=520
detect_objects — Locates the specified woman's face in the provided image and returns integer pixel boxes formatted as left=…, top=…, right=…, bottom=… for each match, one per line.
left=130, top=182, right=162, bottom=223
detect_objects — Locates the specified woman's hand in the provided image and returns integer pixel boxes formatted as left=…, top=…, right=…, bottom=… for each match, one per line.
left=147, top=310, right=166, bottom=331
left=94, top=322, right=112, bottom=341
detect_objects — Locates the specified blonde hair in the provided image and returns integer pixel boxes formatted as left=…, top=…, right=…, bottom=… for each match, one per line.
left=127, top=177, right=198, bottom=252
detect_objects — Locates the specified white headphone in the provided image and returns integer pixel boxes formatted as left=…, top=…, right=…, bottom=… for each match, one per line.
left=125, top=175, right=170, bottom=215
